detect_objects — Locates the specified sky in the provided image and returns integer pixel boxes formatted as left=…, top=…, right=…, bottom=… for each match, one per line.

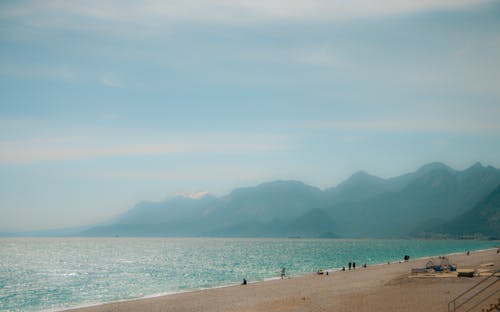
left=1, top=0, right=500, bottom=231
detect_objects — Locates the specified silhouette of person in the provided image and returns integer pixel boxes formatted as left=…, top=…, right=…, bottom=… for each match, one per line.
left=353, top=262, right=356, bottom=270
left=242, top=278, right=247, bottom=285
left=281, top=268, right=286, bottom=279
left=348, top=262, right=352, bottom=270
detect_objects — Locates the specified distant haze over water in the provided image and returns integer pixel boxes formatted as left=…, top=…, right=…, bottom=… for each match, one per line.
left=0, top=237, right=497, bottom=312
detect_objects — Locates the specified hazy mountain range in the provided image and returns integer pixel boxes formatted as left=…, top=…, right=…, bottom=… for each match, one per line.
left=8, top=162, right=500, bottom=238
left=78, top=162, right=500, bottom=238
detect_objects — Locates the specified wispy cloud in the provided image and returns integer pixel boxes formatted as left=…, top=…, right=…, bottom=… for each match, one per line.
left=290, top=46, right=350, bottom=68
left=0, top=65, right=75, bottom=80
left=82, top=165, right=273, bottom=182
left=1, top=0, right=492, bottom=35
left=0, top=134, right=288, bottom=164
left=0, top=141, right=183, bottom=164
left=294, top=115, right=500, bottom=134
left=99, top=75, right=123, bottom=88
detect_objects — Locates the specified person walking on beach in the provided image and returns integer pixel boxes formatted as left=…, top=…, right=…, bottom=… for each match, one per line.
left=348, top=262, right=352, bottom=270
left=281, top=268, right=286, bottom=279
left=353, top=262, right=356, bottom=270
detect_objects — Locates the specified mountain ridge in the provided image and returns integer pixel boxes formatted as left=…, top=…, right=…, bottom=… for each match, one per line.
left=6, top=162, right=499, bottom=238
left=81, top=162, right=500, bottom=238
left=415, top=184, right=500, bottom=239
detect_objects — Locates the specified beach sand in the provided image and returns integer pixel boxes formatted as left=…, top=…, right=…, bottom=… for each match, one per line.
left=64, top=248, right=499, bottom=312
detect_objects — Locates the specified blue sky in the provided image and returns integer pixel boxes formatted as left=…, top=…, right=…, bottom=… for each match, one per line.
left=1, top=0, right=500, bottom=231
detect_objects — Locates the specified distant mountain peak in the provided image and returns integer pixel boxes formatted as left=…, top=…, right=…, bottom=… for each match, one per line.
left=470, top=161, right=483, bottom=169
left=351, top=170, right=370, bottom=177
left=176, top=191, right=211, bottom=199
left=417, top=162, right=453, bottom=174
left=259, top=180, right=308, bottom=187
left=340, top=170, right=384, bottom=186
left=243, top=180, right=322, bottom=193
left=71, top=160, right=500, bottom=239
left=462, top=162, right=488, bottom=175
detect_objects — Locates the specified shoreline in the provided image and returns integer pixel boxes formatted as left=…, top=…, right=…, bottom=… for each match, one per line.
left=62, top=247, right=499, bottom=312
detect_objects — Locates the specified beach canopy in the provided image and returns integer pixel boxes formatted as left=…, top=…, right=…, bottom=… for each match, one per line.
left=426, top=260, right=434, bottom=269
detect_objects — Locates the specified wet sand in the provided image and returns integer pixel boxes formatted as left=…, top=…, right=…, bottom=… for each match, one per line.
left=64, top=248, right=499, bottom=312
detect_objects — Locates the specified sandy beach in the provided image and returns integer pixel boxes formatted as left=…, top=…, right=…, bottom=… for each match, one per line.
left=65, top=248, right=499, bottom=312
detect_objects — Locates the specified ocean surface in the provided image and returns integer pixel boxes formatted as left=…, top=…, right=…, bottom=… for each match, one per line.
left=0, top=238, right=497, bottom=312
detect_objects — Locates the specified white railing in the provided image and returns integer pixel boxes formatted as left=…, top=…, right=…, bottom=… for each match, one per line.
left=448, top=270, right=499, bottom=312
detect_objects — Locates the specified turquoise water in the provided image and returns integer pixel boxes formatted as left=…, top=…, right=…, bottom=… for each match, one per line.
left=0, top=238, right=497, bottom=312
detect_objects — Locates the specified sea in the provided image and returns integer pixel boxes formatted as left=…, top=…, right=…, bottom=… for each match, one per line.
left=0, top=237, right=497, bottom=312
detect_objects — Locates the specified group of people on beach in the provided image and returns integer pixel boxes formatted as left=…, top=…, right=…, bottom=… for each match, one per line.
left=251, top=255, right=416, bottom=284
left=242, top=251, right=476, bottom=285
left=243, top=257, right=397, bottom=285
left=341, top=261, right=357, bottom=271
left=244, top=267, right=285, bottom=285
